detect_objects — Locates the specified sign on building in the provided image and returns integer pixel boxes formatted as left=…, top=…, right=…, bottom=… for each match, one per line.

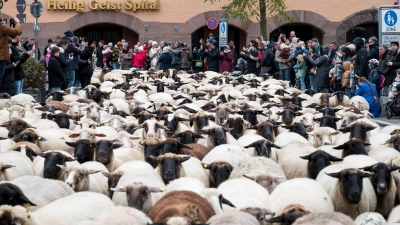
left=379, top=6, right=400, bottom=46
left=219, top=20, right=228, bottom=47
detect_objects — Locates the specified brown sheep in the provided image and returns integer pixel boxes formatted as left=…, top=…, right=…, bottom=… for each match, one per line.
left=40, top=101, right=69, bottom=113
left=148, top=190, right=215, bottom=224
left=265, top=204, right=310, bottom=224
left=184, top=143, right=210, bottom=160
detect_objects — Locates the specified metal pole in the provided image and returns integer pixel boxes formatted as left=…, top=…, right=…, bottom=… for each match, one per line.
left=34, top=18, right=38, bottom=60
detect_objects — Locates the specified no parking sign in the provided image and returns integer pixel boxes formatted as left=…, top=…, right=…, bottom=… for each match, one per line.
left=207, top=18, right=218, bottom=30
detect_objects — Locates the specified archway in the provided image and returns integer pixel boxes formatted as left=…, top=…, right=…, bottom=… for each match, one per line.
left=336, top=8, right=378, bottom=44
left=74, top=23, right=139, bottom=46
left=270, top=23, right=324, bottom=44
left=345, top=22, right=378, bottom=43
left=191, top=25, right=246, bottom=54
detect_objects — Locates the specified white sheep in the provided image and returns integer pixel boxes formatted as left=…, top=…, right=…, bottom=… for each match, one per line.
left=274, top=132, right=310, bottom=148
left=354, top=212, right=386, bottom=225
left=202, top=144, right=250, bottom=168
left=387, top=205, right=400, bottom=225
left=292, top=212, right=355, bottom=225
left=316, top=164, right=377, bottom=219
left=0, top=138, right=15, bottom=152
left=349, top=96, right=370, bottom=111
left=381, top=125, right=400, bottom=134
left=11, top=93, right=36, bottom=105
left=309, top=127, right=340, bottom=148
left=0, top=151, right=34, bottom=181
left=229, top=157, right=286, bottom=193
left=265, top=178, right=334, bottom=224
left=207, top=211, right=260, bottom=225
left=1, top=175, right=74, bottom=211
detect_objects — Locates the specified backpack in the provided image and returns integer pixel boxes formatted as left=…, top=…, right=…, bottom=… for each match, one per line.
left=378, top=74, right=385, bottom=89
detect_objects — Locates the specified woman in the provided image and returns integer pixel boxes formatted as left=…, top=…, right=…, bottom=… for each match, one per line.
left=48, top=47, right=67, bottom=93
left=219, top=45, right=233, bottom=73
left=241, top=40, right=260, bottom=75
left=111, top=42, right=121, bottom=69
left=158, top=47, right=172, bottom=71
left=308, top=45, right=330, bottom=93
left=0, top=38, right=16, bottom=96
left=355, top=76, right=380, bottom=118
left=276, top=39, right=293, bottom=83
left=57, top=39, right=73, bottom=88
left=149, top=41, right=161, bottom=70
left=78, top=38, right=95, bottom=88
left=193, top=44, right=206, bottom=72
left=119, top=43, right=133, bottom=70
left=133, top=46, right=146, bottom=70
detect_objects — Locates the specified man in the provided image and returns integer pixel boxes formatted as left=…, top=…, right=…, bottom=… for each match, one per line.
left=95, top=40, right=105, bottom=68
left=352, top=37, right=368, bottom=78
left=57, top=39, right=73, bottom=88
left=0, top=17, right=21, bottom=83
left=159, top=40, right=166, bottom=50
left=178, top=44, right=192, bottom=71
left=379, top=44, right=392, bottom=96
left=10, top=32, right=32, bottom=94
left=121, top=39, right=126, bottom=43
left=205, top=41, right=220, bottom=72
left=23, top=38, right=41, bottom=60
left=260, top=43, right=275, bottom=75
left=228, top=40, right=238, bottom=71
left=311, top=38, right=320, bottom=55
left=367, top=36, right=379, bottom=60
left=62, top=30, right=84, bottom=88
left=328, top=42, right=338, bottom=65
left=43, top=39, right=53, bottom=57
left=169, top=41, right=183, bottom=70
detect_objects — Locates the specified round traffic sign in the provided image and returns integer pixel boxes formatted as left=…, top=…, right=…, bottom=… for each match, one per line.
left=207, top=18, right=218, bottom=30
left=30, top=1, right=43, bottom=18
left=385, top=10, right=397, bottom=27
left=17, top=0, right=26, bottom=14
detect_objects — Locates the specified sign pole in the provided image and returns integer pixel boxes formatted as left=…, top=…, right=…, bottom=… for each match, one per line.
left=34, top=17, right=38, bottom=59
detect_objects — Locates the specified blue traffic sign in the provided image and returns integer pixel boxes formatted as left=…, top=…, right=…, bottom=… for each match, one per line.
left=385, top=10, right=397, bottom=27
left=221, top=23, right=226, bottom=34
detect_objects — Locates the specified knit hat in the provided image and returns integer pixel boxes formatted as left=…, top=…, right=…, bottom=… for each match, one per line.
left=163, top=47, right=169, bottom=53
left=152, top=41, right=158, bottom=45
left=391, top=40, right=399, bottom=47
left=122, top=42, right=129, bottom=48
left=117, top=42, right=122, bottom=46
left=223, top=45, right=230, bottom=50
left=346, top=44, right=356, bottom=50
left=48, top=39, right=53, bottom=43
left=73, top=36, right=79, bottom=43
left=64, top=30, right=74, bottom=37
left=290, top=31, right=295, bottom=35
left=209, top=33, right=214, bottom=37
left=267, top=44, right=273, bottom=49
left=108, top=42, right=113, bottom=47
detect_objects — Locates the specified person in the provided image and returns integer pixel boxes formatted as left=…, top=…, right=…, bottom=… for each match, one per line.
left=229, top=40, right=238, bottom=72
left=133, top=46, right=146, bottom=70
left=57, top=39, right=73, bottom=88
left=205, top=41, right=220, bottom=72
left=295, top=54, right=306, bottom=90
left=102, top=43, right=112, bottom=68
left=158, top=47, right=172, bottom=71
left=43, top=39, right=53, bottom=57
left=311, top=38, right=320, bottom=54
left=342, top=61, right=352, bottom=97
left=23, top=38, right=41, bottom=60
left=78, top=38, right=95, bottom=88
left=387, top=41, right=400, bottom=91
left=235, top=58, right=245, bottom=72
left=62, top=30, right=84, bottom=88
left=367, top=37, right=379, bottom=60
left=352, top=37, right=368, bottom=78
left=159, top=41, right=166, bottom=51
left=119, top=42, right=133, bottom=70
left=379, top=44, right=392, bottom=96
left=367, top=59, right=383, bottom=96
left=10, top=32, right=32, bottom=94
left=304, top=45, right=319, bottom=92
left=208, top=33, right=216, bottom=43
left=355, top=76, right=380, bottom=118
left=290, top=31, right=296, bottom=38
left=332, top=47, right=345, bottom=92
left=95, top=40, right=105, bottom=68
left=242, top=40, right=260, bottom=75
left=48, top=47, right=67, bottom=93
left=308, top=45, right=330, bottom=93
left=111, top=42, right=121, bottom=69
left=0, top=38, right=16, bottom=96
left=260, top=43, right=275, bottom=75
left=219, top=45, right=233, bottom=73
left=193, top=44, right=206, bottom=72
left=149, top=41, right=161, bottom=70
left=328, top=42, right=338, bottom=65
left=390, top=70, right=400, bottom=100
left=0, top=17, right=21, bottom=83
left=169, top=41, right=183, bottom=70
left=178, top=44, right=193, bottom=71
left=275, top=40, right=293, bottom=83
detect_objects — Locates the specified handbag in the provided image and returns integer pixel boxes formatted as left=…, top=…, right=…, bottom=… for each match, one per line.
left=195, top=56, right=203, bottom=67
left=365, top=81, right=379, bottom=105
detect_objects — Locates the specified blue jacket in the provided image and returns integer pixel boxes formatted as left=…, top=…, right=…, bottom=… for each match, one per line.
left=355, top=82, right=380, bottom=118
left=158, top=52, right=172, bottom=70
left=62, top=36, right=83, bottom=70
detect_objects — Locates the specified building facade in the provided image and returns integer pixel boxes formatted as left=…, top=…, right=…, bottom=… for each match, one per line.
left=0, top=0, right=390, bottom=50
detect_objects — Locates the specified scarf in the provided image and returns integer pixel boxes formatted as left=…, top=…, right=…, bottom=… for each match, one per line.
left=224, top=50, right=231, bottom=53
left=45, top=52, right=51, bottom=67
left=122, top=48, right=130, bottom=53
left=380, top=53, right=384, bottom=60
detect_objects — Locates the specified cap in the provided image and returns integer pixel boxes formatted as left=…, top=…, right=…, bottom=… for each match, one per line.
left=64, top=30, right=74, bottom=37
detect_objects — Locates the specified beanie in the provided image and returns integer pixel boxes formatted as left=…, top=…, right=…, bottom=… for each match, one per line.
left=108, top=42, right=113, bottom=47
left=122, top=42, right=129, bottom=48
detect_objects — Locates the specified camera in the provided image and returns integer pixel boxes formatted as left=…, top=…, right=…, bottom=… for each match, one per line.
left=0, top=19, right=6, bottom=25
left=9, top=18, right=14, bottom=28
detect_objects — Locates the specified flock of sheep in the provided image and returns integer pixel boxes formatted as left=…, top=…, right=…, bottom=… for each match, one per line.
left=0, top=68, right=400, bottom=225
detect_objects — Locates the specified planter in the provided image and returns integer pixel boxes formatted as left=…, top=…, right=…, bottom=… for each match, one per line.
left=22, top=88, right=46, bottom=103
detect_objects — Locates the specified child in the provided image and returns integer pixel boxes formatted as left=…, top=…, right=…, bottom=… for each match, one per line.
left=389, top=70, right=400, bottom=100
left=102, top=43, right=112, bottom=68
left=295, top=54, right=306, bottom=90
left=342, top=61, right=352, bottom=98
left=235, top=58, right=244, bottom=72
left=368, top=59, right=383, bottom=95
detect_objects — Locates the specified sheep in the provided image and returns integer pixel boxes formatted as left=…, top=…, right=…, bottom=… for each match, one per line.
left=316, top=164, right=377, bottom=219
left=354, top=212, right=386, bottom=225
left=387, top=205, right=400, bottom=224
left=0, top=192, right=115, bottom=225
left=292, top=212, right=355, bottom=225
left=385, top=134, right=400, bottom=151
left=274, top=132, right=310, bottom=148
left=0, top=183, right=36, bottom=208
left=10, top=93, right=36, bottom=105
left=229, top=157, right=286, bottom=193
left=309, top=127, right=340, bottom=148
left=330, top=91, right=350, bottom=106
left=381, top=125, right=400, bottom=134
left=133, top=119, right=168, bottom=140
left=0, top=138, right=15, bottom=153
left=265, top=178, right=334, bottom=224
left=0, top=99, right=14, bottom=110
left=9, top=141, right=42, bottom=161
left=75, top=206, right=153, bottom=225
left=202, top=144, right=250, bottom=168
left=349, top=96, right=370, bottom=111
left=199, top=125, right=238, bottom=149
left=207, top=211, right=260, bottom=225
left=65, top=101, right=87, bottom=115
left=0, top=175, right=74, bottom=211
left=33, top=150, right=79, bottom=180
left=44, top=100, right=69, bottom=113
left=217, top=178, right=273, bottom=223
left=0, top=151, right=34, bottom=181
left=62, top=161, right=108, bottom=195
left=7, top=105, right=26, bottom=120
left=241, top=135, right=281, bottom=159
left=111, top=169, right=165, bottom=213
left=155, top=138, right=210, bottom=161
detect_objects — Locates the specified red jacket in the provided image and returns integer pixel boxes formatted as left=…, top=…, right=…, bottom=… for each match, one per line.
left=133, top=51, right=147, bottom=67
left=219, top=51, right=233, bottom=73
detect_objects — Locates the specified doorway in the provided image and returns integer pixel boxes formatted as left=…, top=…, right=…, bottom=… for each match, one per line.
left=345, top=22, right=378, bottom=43
left=270, top=23, right=324, bottom=44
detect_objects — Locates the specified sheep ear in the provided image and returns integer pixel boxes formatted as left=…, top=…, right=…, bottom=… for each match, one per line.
left=111, top=186, right=127, bottom=192
left=0, top=121, right=10, bottom=127
left=360, top=171, right=374, bottom=178
left=363, top=142, right=371, bottom=146
left=328, top=154, right=343, bottom=162
left=244, top=143, right=255, bottom=148
left=148, top=187, right=165, bottom=193
left=390, top=165, right=400, bottom=172
left=385, top=138, right=393, bottom=144
left=243, top=174, right=256, bottom=180
left=366, top=125, right=376, bottom=131
left=94, top=133, right=107, bottom=137
left=331, top=131, right=340, bottom=136
left=69, top=133, right=80, bottom=138
left=180, top=155, right=191, bottom=162
left=339, top=127, right=351, bottom=133
left=333, top=143, right=347, bottom=150
left=265, top=215, right=285, bottom=223
left=271, top=143, right=281, bottom=149
left=65, top=142, right=76, bottom=147
left=201, top=163, right=210, bottom=169
left=325, top=172, right=341, bottom=178
left=129, top=136, right=141, bottom=140
left=221, top=196, right=235, bottom=208
left=17, top=194, right=37, bottom=206
left=101, top=171, right=109, bottom=177
left=112, top=144, right=123, bottom=149
left=300, top=154, right=311, bottom=160
left=65, top=156, right=75, bottom=162
left=86, top=170, right=101, bottom=175
left=37, top=136, right=47, bottom=141
left=1, top=165, right=15, bottom=171
left=359, top=165, right=373, bottom=172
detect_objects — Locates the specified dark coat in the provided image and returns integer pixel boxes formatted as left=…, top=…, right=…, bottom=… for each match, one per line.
left=0, top=59, right=16, bottom=96
left=58, top=51, right=72, bottom=81
left=95, top=46, right=104, bottom=68
left=10, top=42, right=29, bottom=81
left=193, top=49, right=206, bottom=72
left=48, top=55, right=66, bottom=89
left=242, top=49, right=259, bottom=74
left=78, top=47, right=95, bottom=76
left=158, top=52, right=172, bottom=70
left=261, top=48, right=275, bottom=67
left=353, top=37, right=368, bottom=78
left=308, top=45, right=330, bottom=88
left=379, top=49, right=392, bottom=86
left=62, top=37, right=83, bottom=70
left=367, top=42, right=379, bottom=60
left=22, top=41, right=41, bottom=60
left=205, top=48, right=220, bottom=72
left=305, top=52, right=319, bottom=75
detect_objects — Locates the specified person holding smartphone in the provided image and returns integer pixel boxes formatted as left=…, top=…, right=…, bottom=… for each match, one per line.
left=0, top=37, right=17, bottom=96
left=0, top=17, right=21, bottom=85
left=10, top=31, right=32, bottom=94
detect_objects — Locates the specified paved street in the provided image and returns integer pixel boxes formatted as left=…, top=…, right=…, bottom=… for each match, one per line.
left=375, top=96, right=400, bottom=126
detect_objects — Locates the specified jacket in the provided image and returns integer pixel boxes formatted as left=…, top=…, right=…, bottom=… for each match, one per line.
left=178, top=50, right=193, bottom=70
left=149, top=47, right=161, bottom=69
left=10, top=42, right=30, bottom=81
left=367, top=43, right=379, bottom=60
left=333, top=55, right=343, bottom=80
left=205, top=47, right=220, bottom=72
left=158, top=52, right=172, bottom=70
left=368, top=67, right=382, bottom=85
left=111, top=46, right=120, bottom=63
left=275, top=49, right=293, bottom=69
left=57, top=50, right=72, bottom=81
left=0, top=59, right=16, bottom=96
left=193, top=49, right=206, bottom=61
left=379, top=49, right=392, bottom=86
left=296, top=61, right=306, bottom=78
left=342, top=61, right=351, bottom=88
left=22, top=41, right=41, bottom=60
left=308, top=45, right=330, bottom=88
left=48, top=55, right=66, bottom=88
left=261, top=48, right=275, bottom=67
left=0, top=24, right=21, bottom=61
left=353, top=37, right=368, bottom=78
left=219, top=50, right=233, bottom=73
left=119, top=49, right=133, bottom=70
left=242, top=48, right=260, bottom=74
left=305, top=52, right=319, bottom=75
left=62, top=37, right=83, bottom=70
left=169, top=42, right=183, bottom=66
left=78, top=46, right=95, bottom=76
left=95, top=46, right=104, bottom=67
left=355, top=82, right=380, bottom=118
left=133, top=51, right=146, bottom=67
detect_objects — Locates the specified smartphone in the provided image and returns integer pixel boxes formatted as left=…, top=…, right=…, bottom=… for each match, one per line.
left=14, top=61, right=20, bottom=65
left=9, top=19, right=15, bottom=28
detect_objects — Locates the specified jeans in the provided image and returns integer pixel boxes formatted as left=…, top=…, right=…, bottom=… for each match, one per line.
left=0, top=60, right=6, bottom=83
left=135, top=66, right=142, bottom=71
left=73, top=70, right=81, bottom=88
left=51, top=87, right=61, bottom=94
left=112, top=63, right=120, bottom=70
left=15, top=80, right=24, bottom=95
left=345, top=88, right=352, bottom=98
left=309, top=75, right=319, bottom=93
left=299, top=77, right=306, bottom=90
left=280, top=68, right=291, bottom=82
left=68, top=70, right=76, bottom=88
